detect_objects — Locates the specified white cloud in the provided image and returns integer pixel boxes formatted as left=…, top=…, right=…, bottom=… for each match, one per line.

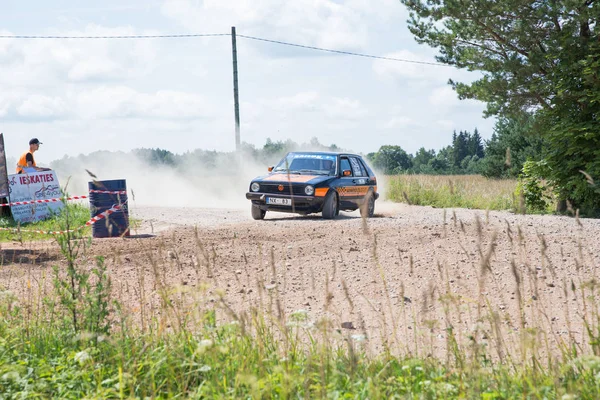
left=161, top=0, right=381, bottom=51
left=325, top=97, right=367, bottom=119
left=373, top=50, right=444, bottom=81
left=75, top=86, right=214, bottom=119
left=17, top=95, right=69, bottom=119
left=0, top=26, right=158, bottom=87
left=260, top=92, right=367, bottom=123
left=436, top=119, right=455, bottom=130
left=0, top=85, right=215, bottom=121
left=429, top=86, right=460, bottom=107
left=383, top=116, right=413, bottom=129
left=68, top=58, right=122, bottom=81
left=276, top=92, right=320, bottom=111
left=428, top=86, right=481, bottom=111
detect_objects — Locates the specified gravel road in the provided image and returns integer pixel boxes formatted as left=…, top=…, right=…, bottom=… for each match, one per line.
left=3, top=201, right=600, bottom=358
left=130, top=201, right=600, bottom=234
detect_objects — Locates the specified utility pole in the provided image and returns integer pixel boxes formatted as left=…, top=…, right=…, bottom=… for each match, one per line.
left=231, top=26, right=241, bottom=152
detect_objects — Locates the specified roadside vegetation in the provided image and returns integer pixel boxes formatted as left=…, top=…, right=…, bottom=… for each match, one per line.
left=385, top=173, right=557, bottom=214
left=0, top=208, right=599, bottom=398
left=385, top=174, right=518, bottom=212
left=0, top=203, right=90, bottom=242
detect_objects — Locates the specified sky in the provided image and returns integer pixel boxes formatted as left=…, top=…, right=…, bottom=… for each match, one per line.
left=0, top=0, right=496, bottom=167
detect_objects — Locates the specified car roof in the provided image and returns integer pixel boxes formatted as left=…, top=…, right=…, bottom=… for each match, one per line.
left=287, top=151, right=363, bottom=158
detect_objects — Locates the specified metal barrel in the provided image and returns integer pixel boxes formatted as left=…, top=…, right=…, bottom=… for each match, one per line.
left=88, top=179, right=130, bottom=238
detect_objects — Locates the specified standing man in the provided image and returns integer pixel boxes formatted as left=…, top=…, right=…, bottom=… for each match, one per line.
left=16, top=138, right=51, bottom=174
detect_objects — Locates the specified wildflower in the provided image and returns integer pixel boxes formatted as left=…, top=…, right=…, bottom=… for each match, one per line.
left=74, top=350, right=91, bottom=365
left=199, top=365, right=211, bottom=373
left=289, top=309, right=309, bottom=322
left=1, top=371, right=19, bottom=382
left=196, top=339, right=213, bottom=355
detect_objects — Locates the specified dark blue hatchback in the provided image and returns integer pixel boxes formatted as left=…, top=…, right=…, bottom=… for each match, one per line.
left=246, top=151, right=379, bottom=220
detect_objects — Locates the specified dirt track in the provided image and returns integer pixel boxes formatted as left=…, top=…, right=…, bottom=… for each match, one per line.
left=1, top=202, right=599, bottom=358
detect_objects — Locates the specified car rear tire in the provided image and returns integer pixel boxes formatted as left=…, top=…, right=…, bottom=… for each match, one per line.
left=322, top=191, right=338, bottom=219
left=360, top=192, right=375, bottom=218
left=251, top=204, right=266, bottom=220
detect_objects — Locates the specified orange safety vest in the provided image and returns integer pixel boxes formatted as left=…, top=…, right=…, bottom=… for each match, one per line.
left=16, top=151, right=36, bottom=174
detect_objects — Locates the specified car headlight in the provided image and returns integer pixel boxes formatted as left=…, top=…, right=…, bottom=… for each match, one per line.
left=251, top=182, right=260, bottom=192
left=305, top=185, right=315, bottom=196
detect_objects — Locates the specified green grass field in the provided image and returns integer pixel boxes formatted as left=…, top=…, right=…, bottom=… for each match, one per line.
left=384, top=174, right=519, bottom=211
left=0, top=203, right=91, bottom=242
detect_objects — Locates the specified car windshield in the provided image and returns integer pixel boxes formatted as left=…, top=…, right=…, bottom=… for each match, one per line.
left=272, top=153, right=337, bottom=176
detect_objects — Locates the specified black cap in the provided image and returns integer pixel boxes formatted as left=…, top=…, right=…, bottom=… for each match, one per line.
left=29, top=138, right=42, bottom=145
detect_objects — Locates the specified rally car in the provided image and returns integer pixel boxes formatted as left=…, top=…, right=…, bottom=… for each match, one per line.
left=246, top=151, right=379, bottom=220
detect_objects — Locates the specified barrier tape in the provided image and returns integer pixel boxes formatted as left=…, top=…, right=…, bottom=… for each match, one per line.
left=0, top=202, right=127, bottom=235
left=0, top=190, right=127, bottom=207
left=0, top=196, right=88, bottom=207
left=85, top=203, right=124, bottom=227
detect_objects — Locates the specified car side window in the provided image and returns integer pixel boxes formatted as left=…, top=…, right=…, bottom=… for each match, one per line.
left=340, top=158, right=352, bottom=176
left=350, top=157, right=367, bottom=177
left=358, top=158, right=371, bottom=177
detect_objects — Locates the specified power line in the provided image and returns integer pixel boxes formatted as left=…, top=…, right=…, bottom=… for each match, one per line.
left=0, top=33, right=230, bottom=39
left=236, top=34, right=449, bottom=67
left=0, top=31, right=448, bottom=67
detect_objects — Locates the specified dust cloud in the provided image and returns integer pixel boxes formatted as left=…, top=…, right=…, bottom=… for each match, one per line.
left=49, top=146, right=385, bottom=212
left=50, top=151, right=272, bottom=209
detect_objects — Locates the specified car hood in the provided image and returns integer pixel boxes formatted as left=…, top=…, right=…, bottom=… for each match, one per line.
left=253, top=173, right=333, bottom=185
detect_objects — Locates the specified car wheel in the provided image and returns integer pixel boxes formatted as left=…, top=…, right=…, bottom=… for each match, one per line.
left=251, top=204, right=266, bottom=220
left=360, top=192, right=375, bottom=218
left=322, top=190, right=338, bottom=219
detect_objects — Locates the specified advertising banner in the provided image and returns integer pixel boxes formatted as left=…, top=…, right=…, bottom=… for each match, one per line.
left=8, top=171, right=64, bottom=223
left=0, top=134, right=9, bottom=199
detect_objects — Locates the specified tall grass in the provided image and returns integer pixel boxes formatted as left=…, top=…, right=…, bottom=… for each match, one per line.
left=386, top=174, right=517, bottom=211
left=0, top=210, right=598, bottom=397
left=0, top=203, right=90, bottom=242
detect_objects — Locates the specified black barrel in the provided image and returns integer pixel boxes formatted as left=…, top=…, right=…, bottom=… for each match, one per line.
left=88, top=179, right=130, bottom=238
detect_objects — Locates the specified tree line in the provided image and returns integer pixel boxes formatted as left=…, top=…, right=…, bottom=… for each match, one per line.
left=367, top=115, right=544, bottom=179
left=397, top=0, right=599, bottom=214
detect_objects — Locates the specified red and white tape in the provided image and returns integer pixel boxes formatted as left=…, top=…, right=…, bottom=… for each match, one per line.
left=0, top=196, right=89, bottom=207
left=1, top=190, right=127, bottom=207
left=0, top=202, right=127, bottom=235
left=85, top=203, right=124, bottom=226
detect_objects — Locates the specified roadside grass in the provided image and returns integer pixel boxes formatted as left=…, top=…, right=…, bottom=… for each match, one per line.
left=0, top=212, right=598, bottom=398
left=0, top=320, right=588, bottom=399
left=385, top=174, right=517, bottom=211
left=0, top=203, right=91, bottom=242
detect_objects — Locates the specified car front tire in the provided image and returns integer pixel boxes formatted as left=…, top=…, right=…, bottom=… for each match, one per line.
left=322, top=191, right=338, bottom=219
left=251, top=204, right=266, bottom=220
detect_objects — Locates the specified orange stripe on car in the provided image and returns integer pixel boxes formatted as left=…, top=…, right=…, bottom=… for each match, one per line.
left=315, top=188, right=328, bottom=197
left=337, top=186, right=370, bottom=196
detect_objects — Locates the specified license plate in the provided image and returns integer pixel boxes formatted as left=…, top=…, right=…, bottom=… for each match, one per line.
left=266, top=197, right=292, bottom=206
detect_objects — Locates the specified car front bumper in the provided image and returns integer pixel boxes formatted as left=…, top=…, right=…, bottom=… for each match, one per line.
left=246, top=192, right=324, bottom=214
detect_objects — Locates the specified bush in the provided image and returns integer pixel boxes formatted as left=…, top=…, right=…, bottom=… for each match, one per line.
left=514, top=160, right=553, bottom=213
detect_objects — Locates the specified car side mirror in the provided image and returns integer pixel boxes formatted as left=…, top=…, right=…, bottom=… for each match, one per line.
left=268, top=166, right=274, bottom=172
left=343, top=170, right=352, bottom=176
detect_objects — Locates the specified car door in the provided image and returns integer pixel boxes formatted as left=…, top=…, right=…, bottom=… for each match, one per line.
left=338, top=156, right=370, bottom=208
